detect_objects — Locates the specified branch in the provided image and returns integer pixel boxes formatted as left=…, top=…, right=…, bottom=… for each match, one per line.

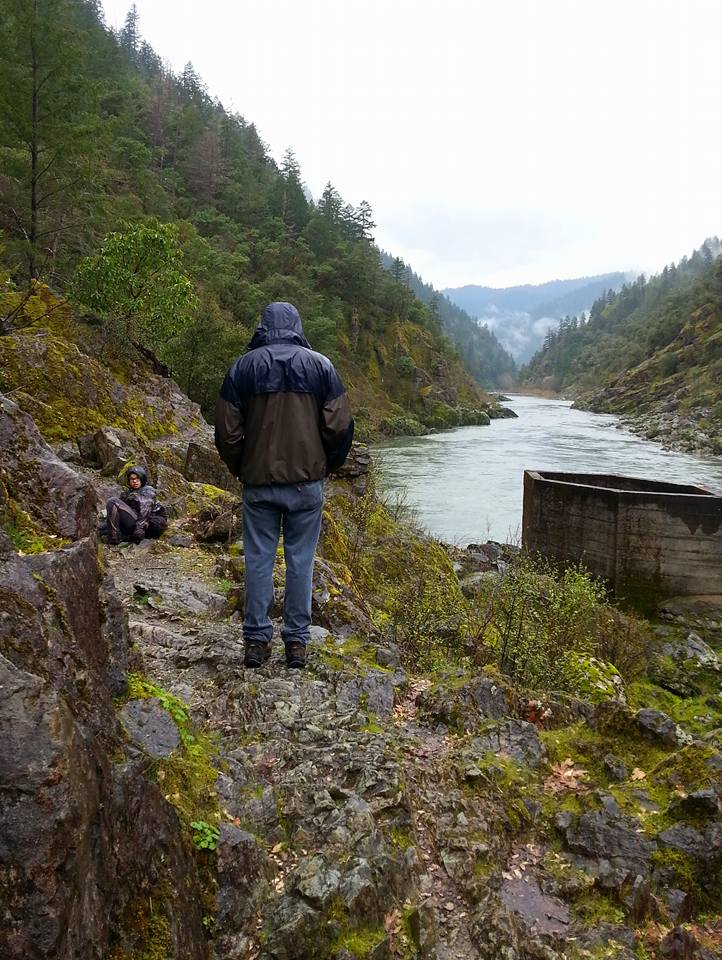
left=35, top=67, right=60, bottom=96
left=34, top=219, right=86, bottom=239
left=36, top=174, right=86, bottom=207
left=1, top=287, right=34, bottom=333
left=33, top=153, right=58, bottom=184
left=7, top=207, right=30, bottom=242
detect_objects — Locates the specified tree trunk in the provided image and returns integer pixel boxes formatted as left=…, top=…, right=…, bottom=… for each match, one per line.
left=29, top=0, right=39, bottom=281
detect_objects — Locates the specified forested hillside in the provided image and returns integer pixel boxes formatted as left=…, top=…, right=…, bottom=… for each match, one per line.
left=0, top=0, right=499, bottom=438
left=520, top=240, right=722, bottom=453
left=380, top=252, right=517, bottom=389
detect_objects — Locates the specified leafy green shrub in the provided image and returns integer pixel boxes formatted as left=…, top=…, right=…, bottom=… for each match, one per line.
left=304, top=314, right=338, bottom=356
left=423, top=402, right=460, bottom=429
left=471, top=556, right=649, bottom=691
left=71, top=221, right=197, bottom=360
left=457, top=406, right=491, bottom=426
left=386, top=566, right=465, bottom=670
left=395, top=354, right=415, bottom=376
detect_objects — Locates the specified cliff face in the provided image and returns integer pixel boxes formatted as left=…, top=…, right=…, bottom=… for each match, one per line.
left=0, top=492, right=208, bottom=959
left=2, top=306, right=722, bottom=960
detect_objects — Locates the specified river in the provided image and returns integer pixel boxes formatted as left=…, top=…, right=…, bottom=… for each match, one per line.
left=373, top=395, right=722, bottom=545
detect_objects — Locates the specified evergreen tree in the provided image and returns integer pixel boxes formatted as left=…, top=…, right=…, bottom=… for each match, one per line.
left=119, top=3, right=139, bottom=60
left=318, top=182, right=342, bottom=223
left=355, top=200, right=375, bottom=241
left=179, top=61, right=204, bottom=103
left=0, top=0, right=108, bottom=280
left=391, top=256, right=407, bottom=284
left=274, top=147, right=308, bottom=234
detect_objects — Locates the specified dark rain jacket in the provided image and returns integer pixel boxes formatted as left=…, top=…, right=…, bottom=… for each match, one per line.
left=120, top=475, right=162, bottom=540
left=214, top=302, right=354, bottom=485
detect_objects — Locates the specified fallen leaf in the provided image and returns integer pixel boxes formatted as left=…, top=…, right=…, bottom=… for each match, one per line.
left=543, top=758, right=589, bottom=794
left=631, top=768, right=647, bottom=781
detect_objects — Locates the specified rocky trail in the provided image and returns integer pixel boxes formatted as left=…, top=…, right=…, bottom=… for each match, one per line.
left=106, top=536, right=498, bottom=959
left=105, top=525, right=722, bottom=959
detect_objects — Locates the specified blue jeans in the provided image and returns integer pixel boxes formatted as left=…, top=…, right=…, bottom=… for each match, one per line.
left=242, top=480, right=324, bottom=647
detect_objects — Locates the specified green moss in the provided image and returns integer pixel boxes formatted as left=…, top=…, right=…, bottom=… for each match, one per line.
left=122, top=674, right=219, bottom=832
left=330, top=924, right=387, bottom=959
left=629, top=679, right=722, bottom=739
left=360, top=717, right=385, bottom=735
left=388, top=827, right=413, bottom=850
left=0, top=287, right=197, bottom=444
left=561, top=652, right=624, bottom=703
left=106, top=889, right=173, bottom=960
left=0, top=479, right=67, bottom=553
left=572, top=890, right=626, bottom=926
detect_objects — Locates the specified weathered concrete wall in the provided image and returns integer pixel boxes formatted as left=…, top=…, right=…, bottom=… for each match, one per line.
left=522, top=470, right=722, bottom=600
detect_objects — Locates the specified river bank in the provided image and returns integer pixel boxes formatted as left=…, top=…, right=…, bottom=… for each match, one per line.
left=573, top=395, right=722, bottom=458
left=374, top=395, right=722, bottom=544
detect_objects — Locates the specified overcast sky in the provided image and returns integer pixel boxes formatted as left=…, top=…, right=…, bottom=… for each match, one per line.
left=102, top=0, right=722, bottom=290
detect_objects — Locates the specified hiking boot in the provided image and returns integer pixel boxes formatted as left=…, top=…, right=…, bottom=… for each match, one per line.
left=285, top=642, right=306, bottom=669
left=244, top=640, right=271, bottom=668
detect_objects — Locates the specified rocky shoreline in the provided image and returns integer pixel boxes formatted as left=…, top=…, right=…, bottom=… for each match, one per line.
left=573, top=395, right=722, bottom=460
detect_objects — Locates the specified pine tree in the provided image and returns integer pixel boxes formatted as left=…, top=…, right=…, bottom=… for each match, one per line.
left=0, top=0, right=107, bottom=280
left=356, top=200, right=375, bottom=241
left=180, top=61, right=204, bottom=102
left=119, top=3, right=139, bottom=60
left=318, top=182, right=343, bottom=223
left=391, top=256, right=407, bottom=284
left=274, top=147, right=308, bottom=233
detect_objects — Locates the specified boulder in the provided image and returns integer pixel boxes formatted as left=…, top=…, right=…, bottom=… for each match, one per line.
left=0, top=393, right=98, bottom=541
left=604, top=754, right=629, bottom=782
left=680, top=632, right=720, bottom=670
left=215, top=824, right=266, bottom=950
left=0, top=539, right=206, bottom=958
left=561, top=810, right=656, bottom=886
left=417, top=673, right=512, bottom=730
left=93, top=425, right=147, bottom=477
left=119, top=698, right=181, bottom=758
left=636, top=708, right=690, bottom=748
left=472, top=719, right=546, bottom=767
left=184, top=440, right=241, bottom=495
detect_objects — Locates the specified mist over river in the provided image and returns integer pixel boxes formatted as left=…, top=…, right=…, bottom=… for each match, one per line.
left=373, top=395, right=722, bottom=545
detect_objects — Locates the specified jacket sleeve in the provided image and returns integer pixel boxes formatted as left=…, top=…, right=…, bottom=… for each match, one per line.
left=321, top=365, right=354, bottom=474
left=215, top=371, right=245, bottom=478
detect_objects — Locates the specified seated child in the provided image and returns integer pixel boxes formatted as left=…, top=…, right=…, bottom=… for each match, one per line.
left=99, top=465, right=167, bottom=545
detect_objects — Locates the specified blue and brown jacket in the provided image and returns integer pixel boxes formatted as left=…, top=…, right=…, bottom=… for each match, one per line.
left=215, top=302, right=354, bottom=485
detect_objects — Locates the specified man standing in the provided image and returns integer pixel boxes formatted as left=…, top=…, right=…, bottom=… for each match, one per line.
left=215, top=302, right=354, bottom=669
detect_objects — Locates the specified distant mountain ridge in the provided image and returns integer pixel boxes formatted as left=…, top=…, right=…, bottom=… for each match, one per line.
left=443, top=273, right=627, bottom=363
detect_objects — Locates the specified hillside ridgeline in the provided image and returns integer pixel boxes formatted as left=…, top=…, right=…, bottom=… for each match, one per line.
left=520, top=243, right=722, bottom=455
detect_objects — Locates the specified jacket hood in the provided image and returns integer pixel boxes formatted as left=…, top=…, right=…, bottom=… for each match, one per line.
left=127, top=465, right=148, bottom=486
left=248, top=302, right=311, bottom=350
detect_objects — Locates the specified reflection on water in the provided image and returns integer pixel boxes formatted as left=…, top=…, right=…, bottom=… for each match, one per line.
left=373, top=395, right=722, bottom=545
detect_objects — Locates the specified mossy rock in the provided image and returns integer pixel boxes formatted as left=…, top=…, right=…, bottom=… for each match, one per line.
left=561, top=653, right=626, bottom=704
left=0, top=286, right=205, bottom=445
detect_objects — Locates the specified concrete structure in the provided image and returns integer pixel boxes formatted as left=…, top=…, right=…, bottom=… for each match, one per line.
left=522, top=471, right=722, bottom=601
